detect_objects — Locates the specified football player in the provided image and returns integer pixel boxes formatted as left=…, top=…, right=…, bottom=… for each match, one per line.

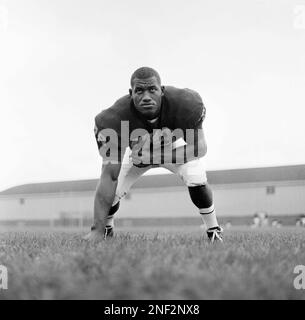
left=84, top=67, right=223, bottom=243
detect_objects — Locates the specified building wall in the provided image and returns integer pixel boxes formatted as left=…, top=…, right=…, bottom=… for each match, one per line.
left=0, top=192, right=94, bottom=221
left=213, top=181, right=305, bottom=216
left=119, top=187, right=195, bottom=218
left=0, top=180, right=305, bottom=221
left=119, top=181, right=305, bottom=218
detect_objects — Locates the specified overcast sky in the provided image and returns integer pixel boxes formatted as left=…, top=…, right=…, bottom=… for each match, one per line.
left=0, top=0, right=305, bottom=191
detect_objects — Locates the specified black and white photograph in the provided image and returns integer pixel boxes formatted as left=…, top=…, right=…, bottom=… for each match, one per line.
left=1, top=0, right=305, bottom=303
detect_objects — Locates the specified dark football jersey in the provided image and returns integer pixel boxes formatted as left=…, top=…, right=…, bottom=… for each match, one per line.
left=94, top=86, right=205, bottom=160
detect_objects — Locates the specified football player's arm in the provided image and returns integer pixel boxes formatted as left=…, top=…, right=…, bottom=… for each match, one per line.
left=184, top=99, right=207, bottom=160
left=167, top=99, right=207, bottom=164
left=94, top=163, right=121, bottom=233
left=171, top=125, right=207, bottom=164
left=186, top=126, right=207, bottom=159
left=93, top=162, right=121, bottom=232
left=93, top=120, right=122, bottom=233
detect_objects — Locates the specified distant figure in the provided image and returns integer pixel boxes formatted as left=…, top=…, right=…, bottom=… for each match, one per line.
left=271, top=219, right=282, bottom=228
left=271, top=220, right=278, bottom=228
left=296, top=214, right=305, bottom=227
left=251, top=213, right=260, bottom=228
left=224, top=221, right=232, bottom=229
left=259, top=212, right=269, bottom=227
left=84, top=67, right=223, bottom=243
left=252, top=211, right=269, bottom=227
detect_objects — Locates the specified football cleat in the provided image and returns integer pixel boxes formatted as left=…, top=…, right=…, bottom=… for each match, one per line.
left=90, top=225, right=114, bottom=240
left=104, top=226, right=114, bottom=239
left=206, top=226, right=223, bottom=243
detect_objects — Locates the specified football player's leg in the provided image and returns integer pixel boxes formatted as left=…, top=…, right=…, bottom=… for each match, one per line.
left=164, top=158, right=222, bottom=242
left=103, top=201, right=120, bottom=237
left=105, top=149, right=150, bottom=235
left=187, top=184, right=220, bottom=229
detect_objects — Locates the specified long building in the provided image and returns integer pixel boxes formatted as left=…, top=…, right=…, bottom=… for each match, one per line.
left=0, top=165, right=305, bottom=227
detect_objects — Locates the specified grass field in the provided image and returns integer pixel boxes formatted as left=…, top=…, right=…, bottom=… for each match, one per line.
left=0, top=226, right=305, bottom=300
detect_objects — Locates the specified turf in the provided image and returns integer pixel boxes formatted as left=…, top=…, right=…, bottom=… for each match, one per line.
left=0, top=227, right=305, bottom=300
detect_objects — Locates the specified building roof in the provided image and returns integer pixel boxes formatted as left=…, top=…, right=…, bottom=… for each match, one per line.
left=1, top=164, right=305, bottom=196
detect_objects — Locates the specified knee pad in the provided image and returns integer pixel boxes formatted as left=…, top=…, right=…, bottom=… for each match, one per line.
left=188, top=185, right=213, bottom=209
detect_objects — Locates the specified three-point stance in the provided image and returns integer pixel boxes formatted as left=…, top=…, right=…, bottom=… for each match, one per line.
left=85, top=67, right=223, bottom=243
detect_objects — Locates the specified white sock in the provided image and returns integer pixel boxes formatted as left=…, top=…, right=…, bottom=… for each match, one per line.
left=199, top=204, right=219, bottom=229
left=106, top=214, right=114, bottom=228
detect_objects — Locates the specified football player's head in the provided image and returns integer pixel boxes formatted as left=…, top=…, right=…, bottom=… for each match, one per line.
left=129, top=67, right=164, bottom=120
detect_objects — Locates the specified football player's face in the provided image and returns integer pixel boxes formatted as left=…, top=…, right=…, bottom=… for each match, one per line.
left=130, top=77, right=164, bottom=120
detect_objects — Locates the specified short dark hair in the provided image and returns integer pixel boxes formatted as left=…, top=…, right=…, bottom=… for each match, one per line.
left=130, top=67, right=161, bottom=87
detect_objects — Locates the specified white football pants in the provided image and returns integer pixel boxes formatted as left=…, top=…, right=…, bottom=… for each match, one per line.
left=112, top=146, right=208, bottom=206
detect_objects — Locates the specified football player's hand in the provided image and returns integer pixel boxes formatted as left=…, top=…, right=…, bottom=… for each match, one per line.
left=130, top=133, right=151, bottom=167
left=151, top=128, right=173, bottom=150
left=151, top=129, right=174, bottom=164
left=130, top=130, right=174, bottom=167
